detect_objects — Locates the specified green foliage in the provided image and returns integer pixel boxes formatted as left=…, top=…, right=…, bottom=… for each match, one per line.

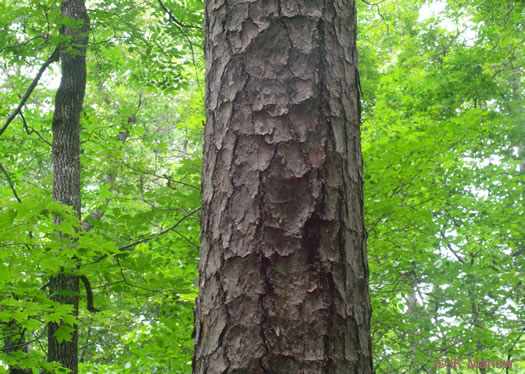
left=1, top=0, right=203, bottom=371
left=358, top=0, right=524, bottom=372
left=1, top=0, right=522, bottom=373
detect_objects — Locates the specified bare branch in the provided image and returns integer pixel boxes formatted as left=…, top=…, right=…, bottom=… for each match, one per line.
left=361, top=0, right=387, bottom=5
left=361, top=0, right=389, bottom=33
left=20, top=110, right=52, bottom=146
left=157, top=0, right=202, bottom=30
left=0, top=49, right=59, bottom=137
left=173, top=229, right=199, bottom=249
left=80, top=275, right=99, bottom=313
left=0, top=163, right=22, bottom=203
left=92, top=207, right=200, bottom=265
left=0, top=35, right=47, bottom=51
left=119, top=160, right=200, bottom=191
left=116, top=257, right=163, bottom=293
left=118, top=207, right=200, bottom=251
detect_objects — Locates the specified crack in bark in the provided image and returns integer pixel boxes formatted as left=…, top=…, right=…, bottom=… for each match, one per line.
left=256, top=167, right=270, bottom=373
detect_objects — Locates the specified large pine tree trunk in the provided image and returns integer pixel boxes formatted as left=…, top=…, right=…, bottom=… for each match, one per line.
left=47, top=0, right=89, bottom=372
left=194, top=1, right=373, bottom=373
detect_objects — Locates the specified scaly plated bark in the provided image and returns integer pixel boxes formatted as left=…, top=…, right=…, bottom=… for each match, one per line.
left=194, top=0, right=373, bottom=373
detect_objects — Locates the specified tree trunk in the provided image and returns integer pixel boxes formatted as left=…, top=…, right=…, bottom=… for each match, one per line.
left=2, top=321, right=30, bottom=373
left=193, top=1, right=373, bottom=373
left=47, top=0, right=89, bottom=372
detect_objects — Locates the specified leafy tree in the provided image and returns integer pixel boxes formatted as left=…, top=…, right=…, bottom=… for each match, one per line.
left=358, top=0, right=524, bottom=372
left=1, top=0, right=203, bottom=372
left=0, top=0, right=522, bottom=373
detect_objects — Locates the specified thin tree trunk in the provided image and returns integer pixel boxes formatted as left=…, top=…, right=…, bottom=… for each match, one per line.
left=2, top=321, right=30, bottom=373
left=193, top=1, right=373, bottom=373
left=47, top=0, right=89, bottom=372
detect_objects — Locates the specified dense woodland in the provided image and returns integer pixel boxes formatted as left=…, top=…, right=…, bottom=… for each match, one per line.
left=0, top=0, right=523, bottom=373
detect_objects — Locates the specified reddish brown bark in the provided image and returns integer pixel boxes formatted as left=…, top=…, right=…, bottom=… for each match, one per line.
left=194, top=0, right=373, bottom=373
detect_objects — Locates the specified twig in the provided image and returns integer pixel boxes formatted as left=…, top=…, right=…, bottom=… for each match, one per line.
left=121, top=160, right=200, bottom=191
left=116, top=159, right=200, bottom=191
left=157, top=0, right=202, bottom=30
left=0, top=49, right=59, bottom=137
left=92, top=207, right=201, bottom=264
left=116, top=257, right=162, bottom=293
left=173, top=229, right=199, bottom=249
left=0, top=35, right=47, bottom=52
left=441, top=236, right=465, bottom=264
left=157, top=0, right=203, bottom=91
left=118, top=207, right=201, bottom=251
left=0, top=163, right=22, bottom=203
left=20, top=110, right=52, bottom=146
left=18, top=326, right=47, bottom=347
left=362, top=0, right=389, bottom=33
left=361, top=0, right=387, bottom=5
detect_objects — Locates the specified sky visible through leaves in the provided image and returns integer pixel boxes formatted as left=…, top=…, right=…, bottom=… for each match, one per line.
left=0, top=0, right=523, bottom=372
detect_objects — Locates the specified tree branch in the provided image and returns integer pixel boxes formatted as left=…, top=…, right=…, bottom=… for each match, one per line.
left=20, top=110, right=52, bottom=146
left=157, top=0, right=203, bottom=90
left=361, top=0, right=387, bottom=5
left=118, top=207, right=200, bottom=251
left=157, top=0, right=202, bottom=30
left=119, top=160, right=200, bottom=191
left=0, top=163, right=22, bottom=203
left=173, top=229, right=199, bottom=249
left=80, top=275, right=98, bottom=313
left=362, top=0, right=389, bottom=33
left=116, top=257, right=163, bottom=293
left=0, top=49, right=59, bottom=137
left=92, top=207, right=200, bottom=265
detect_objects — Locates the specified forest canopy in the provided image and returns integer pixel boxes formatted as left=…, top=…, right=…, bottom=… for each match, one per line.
left=0, top=0, right=523, bottom=372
